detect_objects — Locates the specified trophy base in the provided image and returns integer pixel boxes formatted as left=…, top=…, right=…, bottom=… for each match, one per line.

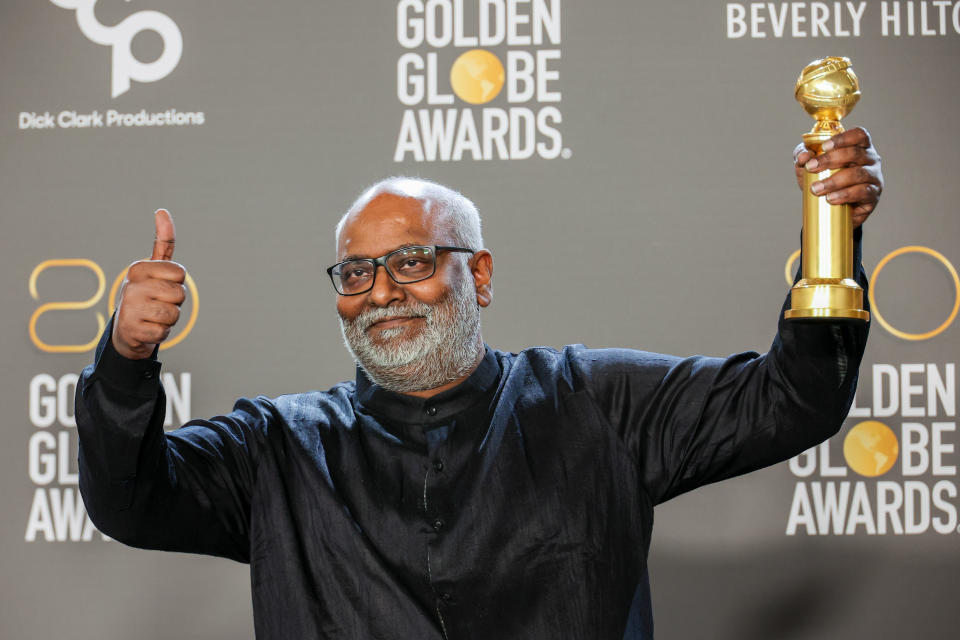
left=784, top=308, right=870, bottom=321
left=785, top=278, right=869, bottom=322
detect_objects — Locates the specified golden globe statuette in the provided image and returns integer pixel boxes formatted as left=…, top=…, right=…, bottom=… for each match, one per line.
left=785, top=57, right=869, bottom=322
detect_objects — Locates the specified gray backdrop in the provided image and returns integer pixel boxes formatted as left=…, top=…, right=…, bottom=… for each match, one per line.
left=3, top=1, right=959, bottom=638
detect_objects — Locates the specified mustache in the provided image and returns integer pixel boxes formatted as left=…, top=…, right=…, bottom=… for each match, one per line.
left=349, top=303, right=434, bottom=331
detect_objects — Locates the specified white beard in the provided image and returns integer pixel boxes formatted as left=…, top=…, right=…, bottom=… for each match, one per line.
left=338, top=274, right=482, bottom=393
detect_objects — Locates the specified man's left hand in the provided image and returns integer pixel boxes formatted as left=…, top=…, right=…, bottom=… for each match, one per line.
left=793, top=127, right=883, bottom=228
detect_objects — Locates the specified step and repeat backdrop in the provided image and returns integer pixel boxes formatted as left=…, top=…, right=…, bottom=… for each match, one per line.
left=2, top=1, right=958, bottom=639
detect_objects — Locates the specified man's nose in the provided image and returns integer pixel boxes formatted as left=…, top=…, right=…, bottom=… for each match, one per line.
left=368, top=264, right=405, bottom=307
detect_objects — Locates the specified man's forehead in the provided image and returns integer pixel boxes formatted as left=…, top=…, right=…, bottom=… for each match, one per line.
left=337, top=192, right=450, bottom=258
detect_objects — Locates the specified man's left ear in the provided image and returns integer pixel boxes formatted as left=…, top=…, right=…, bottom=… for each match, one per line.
left=471, top=250, right=493, bottom=307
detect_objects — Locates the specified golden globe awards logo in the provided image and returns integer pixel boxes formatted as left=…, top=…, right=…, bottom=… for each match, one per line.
left=786, top=364, right=958, bottom=536
left=393, top=0, right=568, bottom=162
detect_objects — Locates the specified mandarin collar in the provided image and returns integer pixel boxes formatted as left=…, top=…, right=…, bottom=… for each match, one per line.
left=355, top=346, right=500, bottom=425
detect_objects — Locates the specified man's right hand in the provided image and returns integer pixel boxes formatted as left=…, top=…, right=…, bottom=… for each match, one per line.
left=111, top=209, right=187, bottom=360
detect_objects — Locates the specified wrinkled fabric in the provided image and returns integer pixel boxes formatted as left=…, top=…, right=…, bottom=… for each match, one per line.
left=76, top=257, right=868, bottom=640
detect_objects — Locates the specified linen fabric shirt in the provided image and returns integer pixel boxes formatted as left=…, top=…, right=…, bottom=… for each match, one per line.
left=76, top=263, right=869, bottom=639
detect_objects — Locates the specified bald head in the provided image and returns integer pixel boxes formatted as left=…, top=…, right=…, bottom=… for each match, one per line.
left=336, top=177, right=483, bottom=254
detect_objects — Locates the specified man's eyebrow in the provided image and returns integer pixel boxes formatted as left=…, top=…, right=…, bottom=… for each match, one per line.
left=341, top=242, right=423, bottom=262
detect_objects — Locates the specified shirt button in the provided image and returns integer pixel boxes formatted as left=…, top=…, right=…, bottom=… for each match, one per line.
left=425, top=406, right=438, bottom=416
left=440, top=592, right=452, bottom=602
left=433, top=460, right=444, bottom=472
left=432, top=518, right=444, bottom=532
left=143, top=371, right=154, bottom=380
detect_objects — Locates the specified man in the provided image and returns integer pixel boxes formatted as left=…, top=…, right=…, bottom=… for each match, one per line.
left=76, top=128, right=883, bottom=639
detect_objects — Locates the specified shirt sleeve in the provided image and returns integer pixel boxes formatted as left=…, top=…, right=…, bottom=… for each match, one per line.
left=75, top=317, right=271, bottom=562
left=572, top=229, right=870, bottom=505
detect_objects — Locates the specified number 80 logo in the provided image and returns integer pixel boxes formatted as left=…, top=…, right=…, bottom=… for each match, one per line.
left=28, top=259, right=199, bottom=354
left=785, top=245, right=960, bottom=341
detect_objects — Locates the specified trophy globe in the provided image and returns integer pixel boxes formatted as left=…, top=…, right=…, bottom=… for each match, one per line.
left=795, top=57, right=860, bottom=139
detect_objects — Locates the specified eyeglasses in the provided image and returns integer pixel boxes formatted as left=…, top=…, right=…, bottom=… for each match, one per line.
left=326, top=245, right=475, bottom=296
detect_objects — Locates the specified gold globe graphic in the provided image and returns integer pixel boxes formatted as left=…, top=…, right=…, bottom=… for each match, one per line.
left=843, top=420, right=898, bottom=477
left=450, top=49, right=505, bottom=105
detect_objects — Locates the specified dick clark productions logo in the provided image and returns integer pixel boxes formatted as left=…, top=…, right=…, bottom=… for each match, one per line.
left=50, top=0, right=182, bottom=97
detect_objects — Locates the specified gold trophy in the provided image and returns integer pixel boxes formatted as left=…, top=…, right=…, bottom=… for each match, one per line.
left=784, top=57, right=869, bottom=322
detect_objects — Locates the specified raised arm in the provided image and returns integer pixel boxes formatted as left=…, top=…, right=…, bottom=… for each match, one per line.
left=76, top=210, right=267, bottom=562
left=575, top=276, right=868, bottom=505
left=578, top=130, right=882, bottom=504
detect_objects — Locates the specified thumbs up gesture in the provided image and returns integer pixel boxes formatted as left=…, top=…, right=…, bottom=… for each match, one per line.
left=111, top=209, right=187, bottom=359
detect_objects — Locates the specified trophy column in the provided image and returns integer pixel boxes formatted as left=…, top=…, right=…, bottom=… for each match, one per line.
left=784, top=57, right=869, bottom=322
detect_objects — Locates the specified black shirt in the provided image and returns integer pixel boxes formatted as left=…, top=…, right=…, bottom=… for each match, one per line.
left=76, top=290, right=868, bottom=639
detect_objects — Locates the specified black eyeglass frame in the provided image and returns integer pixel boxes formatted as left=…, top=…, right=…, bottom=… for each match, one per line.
left=326, top=245, right=476, bottom=296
